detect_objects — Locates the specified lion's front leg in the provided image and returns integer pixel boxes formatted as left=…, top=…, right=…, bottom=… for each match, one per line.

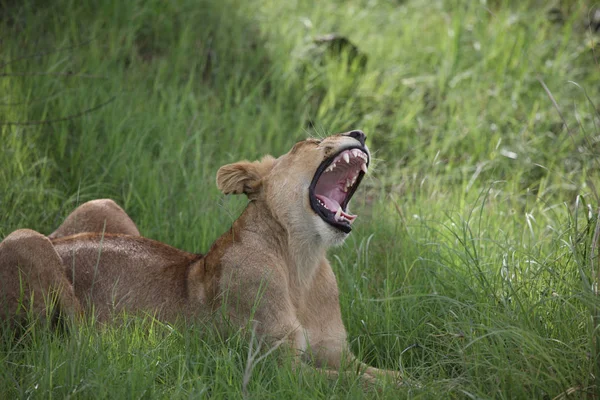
left=301, top=259, right=403, bottom=385
left=303, top=329, right=402, bottom=385
left=49, top=199, right=140, bottom=239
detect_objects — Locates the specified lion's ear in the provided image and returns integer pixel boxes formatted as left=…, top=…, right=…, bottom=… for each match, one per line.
left=216, top=156, right=275, bottom=197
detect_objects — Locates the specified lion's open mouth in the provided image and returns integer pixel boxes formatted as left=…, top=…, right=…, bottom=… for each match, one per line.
left=309, top=147, right=369, bottom=233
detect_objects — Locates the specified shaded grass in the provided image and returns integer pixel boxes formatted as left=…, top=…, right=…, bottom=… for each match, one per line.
left=1, top=0, right=600, bottom=398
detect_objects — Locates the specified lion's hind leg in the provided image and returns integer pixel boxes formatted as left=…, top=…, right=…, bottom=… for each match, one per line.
left=0, top=229, right=82, bottom=327
left=49, top=199, right=140, bottom=239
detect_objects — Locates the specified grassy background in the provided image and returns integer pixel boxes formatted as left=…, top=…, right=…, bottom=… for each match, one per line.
left=1, top=0, right=600, bottom=397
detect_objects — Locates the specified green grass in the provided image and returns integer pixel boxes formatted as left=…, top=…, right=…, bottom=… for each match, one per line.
left=1, top=0, right=600, bottom=397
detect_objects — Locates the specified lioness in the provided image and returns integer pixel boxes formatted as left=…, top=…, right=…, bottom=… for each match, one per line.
left=0, top=130, right=399, bottom=383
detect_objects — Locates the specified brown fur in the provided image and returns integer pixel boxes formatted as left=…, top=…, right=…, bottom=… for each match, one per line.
left=49, top=199, right=140, bottom=239
left=0, top=132, right=400, bottom=384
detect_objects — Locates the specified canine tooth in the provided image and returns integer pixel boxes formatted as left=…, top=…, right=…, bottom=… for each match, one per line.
left=361, top=163, right=368, bottom=174
left=335, top=208, right=342, bottom=220
left=343, top=153, right=350, bottom=164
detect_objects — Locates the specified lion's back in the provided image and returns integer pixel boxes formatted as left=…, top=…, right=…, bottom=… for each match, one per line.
left=52, top=233, right=201, bottom=320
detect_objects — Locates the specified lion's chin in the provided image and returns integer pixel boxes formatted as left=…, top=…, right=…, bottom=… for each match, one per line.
left=313, top=214, right=350, bottom=247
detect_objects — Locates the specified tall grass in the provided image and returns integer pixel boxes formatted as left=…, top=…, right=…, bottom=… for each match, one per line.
left=1, top=0, right=599, bottom=397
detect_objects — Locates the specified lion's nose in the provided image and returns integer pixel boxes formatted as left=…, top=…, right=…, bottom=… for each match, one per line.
left=347, top=130, right=366, bottom=146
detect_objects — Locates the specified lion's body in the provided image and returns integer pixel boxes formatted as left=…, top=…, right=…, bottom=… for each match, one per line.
left=0, top=131, right=400, bottom=384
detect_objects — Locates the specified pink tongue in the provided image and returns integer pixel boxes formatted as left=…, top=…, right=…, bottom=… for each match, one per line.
left=314, top=194, right=357, bottom=221
left=315, top=194, right=340, bottom=211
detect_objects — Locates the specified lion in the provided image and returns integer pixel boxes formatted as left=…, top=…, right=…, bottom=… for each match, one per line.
left=0, top=130, right=400, bottom=384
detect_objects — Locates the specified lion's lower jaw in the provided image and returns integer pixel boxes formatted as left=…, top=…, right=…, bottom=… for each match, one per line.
left=325, top=230, right=350, bottom=248
left=313, top=216, right=349, bottom=247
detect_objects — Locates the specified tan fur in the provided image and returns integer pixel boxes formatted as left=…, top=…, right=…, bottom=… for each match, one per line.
left=0, top=132, right=400, bottom=384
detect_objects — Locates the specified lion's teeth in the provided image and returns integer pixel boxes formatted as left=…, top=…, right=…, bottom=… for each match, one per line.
left=317, top=199, right=329, bottom=210
left=343, top=153, right=350, bottom=163
left=352, top=149, right=359, bottom=158
left=335, top=208, right=342, bottom=220
left=361, top=163, right=368, bottom=174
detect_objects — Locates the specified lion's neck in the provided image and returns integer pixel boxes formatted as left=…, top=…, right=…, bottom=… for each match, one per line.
left=234, top=201, right=326, bottom=289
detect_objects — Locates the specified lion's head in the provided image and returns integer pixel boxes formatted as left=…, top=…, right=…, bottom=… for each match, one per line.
left=216, top=130, right=370, bottom=246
